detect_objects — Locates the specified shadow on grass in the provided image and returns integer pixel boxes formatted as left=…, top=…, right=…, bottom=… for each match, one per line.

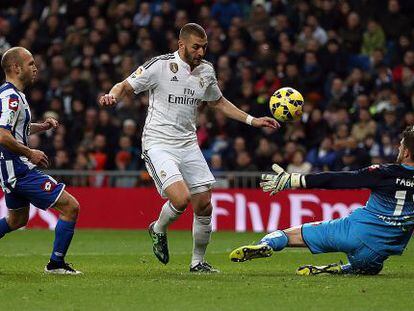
left=2, top=266, right=414, bottom=283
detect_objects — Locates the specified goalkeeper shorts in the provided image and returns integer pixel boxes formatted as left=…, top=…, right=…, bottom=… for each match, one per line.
left=302, top=217, right=388, bottom=274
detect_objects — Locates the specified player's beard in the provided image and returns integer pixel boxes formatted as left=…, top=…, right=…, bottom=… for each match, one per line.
left=20, top=69, right=36, bottom=88
left=184, top=47, right=202, bottom=67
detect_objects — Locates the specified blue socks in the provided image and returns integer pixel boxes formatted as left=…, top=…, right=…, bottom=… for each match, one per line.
left=0, top=217, right=11, bottom=239
left=51, top=219, right=76, bottom=262
left=0, top=217, right=76, bottom=262
left=259, top=230, right=289, bottom=251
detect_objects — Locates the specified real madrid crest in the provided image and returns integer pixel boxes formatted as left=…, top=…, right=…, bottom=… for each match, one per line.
left=131, top=67, right=142, bottom=79
left=160, top=170, right=167, bottom=179
left=169, top=62, right=178, bottom=73
left=199, top=77, right=204, bottom=88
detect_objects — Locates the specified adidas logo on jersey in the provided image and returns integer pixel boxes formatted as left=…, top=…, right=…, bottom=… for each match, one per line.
left=170, top=76, right=179, bottom=82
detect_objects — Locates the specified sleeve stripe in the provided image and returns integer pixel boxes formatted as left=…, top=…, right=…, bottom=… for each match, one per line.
left=143, top=58, right=159, bottom=69
left=143, top=54, right=174, bottom=69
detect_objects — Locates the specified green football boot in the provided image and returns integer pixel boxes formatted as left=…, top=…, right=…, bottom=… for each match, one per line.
left=148, top=221, right=169, bottom=264
left=229, top=244, right=273, bottom=262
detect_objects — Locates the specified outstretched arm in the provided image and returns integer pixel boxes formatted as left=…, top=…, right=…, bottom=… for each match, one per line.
left=261, top=164, right=381, bottom=195
left=208, top=96, right=279, bottom=129
left=30, top=117, right=59, bottom=134
left=99, top=80, right=134, bottom=107
left=305, top=170, right=380, bottom=189
left=99, top=61, right=158, bottom=107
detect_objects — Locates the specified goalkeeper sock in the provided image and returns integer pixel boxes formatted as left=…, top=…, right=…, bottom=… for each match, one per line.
left=191, top=215, right=212, bottom=266
left=259, top=230, right=288, bottom=251
left=153, top=201, right=183, bottom=233
left=0, top=217, right=12, bottom=239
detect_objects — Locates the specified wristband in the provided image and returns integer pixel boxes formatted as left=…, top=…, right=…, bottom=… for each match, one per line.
left=245, top=115, right=254, bottom=125
left=290, top=173, right=304, bottom=188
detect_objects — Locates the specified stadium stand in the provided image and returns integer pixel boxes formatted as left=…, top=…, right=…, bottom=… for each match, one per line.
left=1, top=0, right=414, bottom=187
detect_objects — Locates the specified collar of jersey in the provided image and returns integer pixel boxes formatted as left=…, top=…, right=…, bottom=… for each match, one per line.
left=5, top=81, right=18, bottom=91
left=401, top=164, right=414, bottom=170
left=174, top=51, right=191, bottom=72
left=4, top=81, right=25, bottom=95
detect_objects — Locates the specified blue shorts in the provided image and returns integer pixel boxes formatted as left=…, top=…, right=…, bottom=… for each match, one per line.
left=5, top=169, right=65, bottom=210
left=302, top=217, right=388, bottom=274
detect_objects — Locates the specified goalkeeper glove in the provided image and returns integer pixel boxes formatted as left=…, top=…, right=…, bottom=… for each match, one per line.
left=260, top=164, right=306, bottom=195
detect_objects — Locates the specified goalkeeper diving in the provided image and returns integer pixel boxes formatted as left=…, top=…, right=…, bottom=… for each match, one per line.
left=230, top=126, right=414, bottom=275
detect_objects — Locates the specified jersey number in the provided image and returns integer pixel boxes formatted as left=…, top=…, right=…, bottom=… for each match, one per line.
left=394, top=191, right=414, bottom=216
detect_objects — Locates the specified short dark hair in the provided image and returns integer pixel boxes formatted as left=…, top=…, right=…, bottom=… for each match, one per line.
left=179, top=23, right=206, bottom=40
left=1, top=47, right=25, bottom=74
left=402, top=126, right=414, bottom=158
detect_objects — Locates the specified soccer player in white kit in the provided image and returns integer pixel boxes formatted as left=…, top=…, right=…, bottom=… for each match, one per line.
left=99, top=23, right=279, bottom=272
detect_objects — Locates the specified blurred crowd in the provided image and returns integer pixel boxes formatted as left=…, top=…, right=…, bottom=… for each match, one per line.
left=1, top=0, right=414, bottom=187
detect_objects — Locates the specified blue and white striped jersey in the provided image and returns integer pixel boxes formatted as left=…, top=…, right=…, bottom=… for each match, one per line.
left=0, top=82, right=35, bottom=191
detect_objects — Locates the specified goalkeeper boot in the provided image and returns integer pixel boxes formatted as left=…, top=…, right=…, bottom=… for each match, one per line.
left=44, top=260, right=82, bottom=275
left=296, top=263, right=343, bottom=276
left=190, top=261, right=220, bottom=273
left=229, top=244, right=273, bottom=262
left=148, top=221, right=169, bottom=264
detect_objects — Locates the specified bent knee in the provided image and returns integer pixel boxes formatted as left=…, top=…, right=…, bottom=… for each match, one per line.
left=63, top=197, right=80, bottom=221
left=71, top=202, right=80, bottom=219
left=171, top=194, right=191, bottom=211
left=8, top=216, right=29, bottom=230
left=70, top=200, right=80, bottom=220
left=195, top=201, right=212, bottom=216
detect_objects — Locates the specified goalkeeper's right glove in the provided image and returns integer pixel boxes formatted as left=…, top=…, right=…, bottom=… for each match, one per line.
left=260, top=164, right=306, bottom=196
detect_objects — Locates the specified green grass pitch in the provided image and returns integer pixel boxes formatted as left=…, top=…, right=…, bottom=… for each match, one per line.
left=0, top=230, right=414, bottom=310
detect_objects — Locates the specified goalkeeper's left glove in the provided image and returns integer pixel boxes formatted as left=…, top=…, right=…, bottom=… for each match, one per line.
left=260, top=164, right=306, bottom=195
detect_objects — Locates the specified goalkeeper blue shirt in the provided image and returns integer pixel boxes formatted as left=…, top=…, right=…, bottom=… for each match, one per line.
left=305, top=164, right=414, bottom=255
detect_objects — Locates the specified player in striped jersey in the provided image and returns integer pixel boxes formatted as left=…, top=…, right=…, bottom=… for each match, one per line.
left=0, top=47, right=81, bottom=274
left=99, top=23, right=279, bottom=272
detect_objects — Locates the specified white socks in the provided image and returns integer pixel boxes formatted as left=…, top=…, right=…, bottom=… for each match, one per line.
left=191, top=215, right=212, bottom=266
left=153, top=201, right=183, bottom=233
left=153, top=202, right=212, bottom=266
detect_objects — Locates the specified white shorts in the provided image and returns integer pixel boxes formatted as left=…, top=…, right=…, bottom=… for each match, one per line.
left=142, top=145, right=215, bottom=198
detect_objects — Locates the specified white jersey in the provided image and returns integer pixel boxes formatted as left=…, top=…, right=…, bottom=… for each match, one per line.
left=126, top=51, right=222, bottom=150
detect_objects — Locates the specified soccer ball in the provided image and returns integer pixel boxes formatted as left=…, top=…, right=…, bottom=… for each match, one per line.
left=269, top=87, right=304, bottom=122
